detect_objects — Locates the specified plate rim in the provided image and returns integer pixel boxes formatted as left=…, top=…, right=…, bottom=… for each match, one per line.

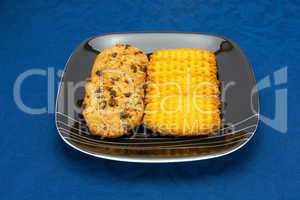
left=55, top=32, right=260, bottom=163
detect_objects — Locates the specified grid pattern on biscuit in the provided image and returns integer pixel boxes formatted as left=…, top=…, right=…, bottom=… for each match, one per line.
left=144, top=48, right=221, bottom=136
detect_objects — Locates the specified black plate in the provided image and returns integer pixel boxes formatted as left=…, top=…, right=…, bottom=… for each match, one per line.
left=55, top=33, right=259, bottom=163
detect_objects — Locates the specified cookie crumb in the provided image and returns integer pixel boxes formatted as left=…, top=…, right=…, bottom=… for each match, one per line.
left=95, top=70, right=103, bottom=76
left=108, top=98, right=118, bottom=107
left=99, top=101, right=106, bottom=109
left=124, top=92, right=132, bottom=97
left=125, top=44, right=131, bottom=49
left=131, top=65, right=137, bottom=73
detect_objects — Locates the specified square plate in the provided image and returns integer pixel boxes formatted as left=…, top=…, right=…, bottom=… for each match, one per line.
left=55, top=32, right=259, bottom=163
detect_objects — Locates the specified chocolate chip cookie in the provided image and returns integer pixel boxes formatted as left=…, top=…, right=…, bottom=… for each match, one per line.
left=83, top=44, right=148, bottom=138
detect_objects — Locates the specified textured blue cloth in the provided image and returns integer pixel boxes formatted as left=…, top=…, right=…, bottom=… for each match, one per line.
left=0, top=0, right=299, bottom=199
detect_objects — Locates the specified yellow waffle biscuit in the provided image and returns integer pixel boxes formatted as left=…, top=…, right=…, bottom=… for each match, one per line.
left=144, top=48, right=221, bottom=136
left=144, top=96, right=220, bottom=135
left=150, top=48, right=216, bottom=65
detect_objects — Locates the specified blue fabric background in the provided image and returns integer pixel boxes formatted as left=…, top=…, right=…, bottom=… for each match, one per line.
left=0, top=0, right=299, bottom=199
